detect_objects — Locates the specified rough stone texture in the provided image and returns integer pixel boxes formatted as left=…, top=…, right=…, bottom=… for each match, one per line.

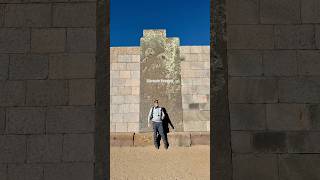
left=227, top=0, right=259, bottom=24
left=0, top=55, right=8, bottom=80
left=67, top=28, right=96, bottom=52
left=263, top=50, right=298, bottom=76
left=0, top=108, right=4, bottom=133
left=0, top=28, right=29, bottom=53
left=69, top=79, right=95, bottom=105
left=230, top=104, right=266, bottom=130
left=8, top=164, right=43, bottom=180
left=308, top=104, right=320, bottom=130
left=63, top=134, right=94, bottom=162
left=231, top=131, right=253, bottom=153
left=287, top=132, right=320, bottom=153
left=31, top=29, right=66, bottom=53
left=44, top=163, right=93, bottom=180
left=0, top=135, right=26, bottom=163
left=0, top=80, right=25, bottom=107
left=297, top=51, right=320, bottom=75
left=301, top=0, right=320, bottom=23
left=228, top=50, right=263, bottom=76
left=252, top=132, right=287, bottom=153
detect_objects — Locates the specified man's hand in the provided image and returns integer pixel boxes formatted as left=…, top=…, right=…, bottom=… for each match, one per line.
left=148, top=122, right=151, bottom=127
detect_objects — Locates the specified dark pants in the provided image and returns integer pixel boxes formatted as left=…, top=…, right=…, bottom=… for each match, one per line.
left=152, top=121, right=169, bottom=149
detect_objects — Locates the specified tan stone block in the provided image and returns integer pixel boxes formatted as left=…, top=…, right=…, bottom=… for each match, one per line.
left=130, top=71, right=140, bottom=79
left=110, top=87, right=118, bottom=95
left=123, top=112, right=139, bottom=122
left=127, top=47, right=140, bottom=55
left=111, top=95, right=124, bottom=104
left=111, top=79, right=126, bottom=87
left=118, top=55, right=131, bottom=62
left=126, top=63, right=139, bottom=70
left=200, top=53, right=210, bottom=61
left=190, top=132, right=210, bottom=145
left=125, top=79, right=139, bottom=86
left=190, top=46, right=202, bottom=53
left=181, top=79, right=193, bottom=85
left=110, top=123, right=116, bottom=132
left=201, top=46, right=210, bottom=53
left=131, top=55, right=140, bottom=62
left=132, top=86, right=139, bottom=95
left=167, top=132, right=191, bottom=147
left=110, top=70, right=120, bottom=79
left=206, top=121, right=210, bottom=131
left=110, top=132, right=134, bottom=146
left=134, top=133, right=153, bottom=146
left=115, top=123, right=128, bottom=132
left=183, top=111, right=210, bottom=122
left=180, top=46, right=191, bottom=54
left=111, top=63, right=126, bottom=70
left=183, top=121, right=207, bottom=131
left=118, top=86, right=131, bottom=95
left=119, top=71, right=131, bottom=78
left=190, top=62, right=207, bottom=70
left=181, top=85, right=197, bottom=94
left=197, top=85, right=210, bottom=95
left=192, top=94, right=209, bottom=103
left=127, top=123, right=139, bottom=132
left=111, top=113, right=123, bottom=123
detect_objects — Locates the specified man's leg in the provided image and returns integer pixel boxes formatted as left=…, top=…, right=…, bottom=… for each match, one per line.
left=158, top=123, right=169, bottom=149
left=152, top=122, right=160, bottom=149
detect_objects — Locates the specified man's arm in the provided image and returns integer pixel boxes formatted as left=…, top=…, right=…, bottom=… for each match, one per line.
left=161, top=108, right=165, bottom=120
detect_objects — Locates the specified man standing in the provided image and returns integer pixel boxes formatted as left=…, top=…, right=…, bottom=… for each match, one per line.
left=147, top=99, right=169, bottom=149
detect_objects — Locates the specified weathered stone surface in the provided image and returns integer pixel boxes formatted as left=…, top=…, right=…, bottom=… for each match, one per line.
left=46, top=106, right=95, bottom=133
left=8, top=164, right=43, bottom=180
left=260, top=0, right=300, bottom=24
left=0, top=109, right=4, bottom=133
left=301, top=0, right=320, bottom=23
left=167, top=132, right=191, bottom=147
left=127, top=122, right=139, bottom=132
left=6, top=108, right=45, bottom=134
left=9, top=54, right=48, bottom=80
left=31, top=29, right=65, bottom=53
left=27, top=135, right=62, bottom=163
left=230, top=104, right=266, bottom=130
left=67, top=28, right=95, bottom=52
left=134, top=133, right=153, bottom=146
left=287, top=132, right=320, bottom=153
left=63, top=134, right=94, bottom=162
left=275, top=25, right=315, bottom=49
left=0, top=80, right=25, bottom=107
left=228, top=50, right=263, bottom=76
left=115, top=123, right=128, bottom=132
left=307, top=104, right=320, bottom=129
left=69, top=79, right=95, bottom=105
left=231, top=131, right=253, bottom=153
left=190, top=132, right=209, bottom=145
left=227, top=0, right=259, bottom=24
left=279, top=77, right=320, bottom=103
left=0, top=54, right=8, bottom=80
left=233, top=154, right=278, bottom=180
left=263, top=50, right=297, bottom=76
left=0, top=28, right=29, bottom=53
left=228, top=25, right=274, bottom=49
left=5, top=4, right=51, bottom=27
left=297, top=51, right=320, bottom=75
left=0, top=135, right=26, bottom=163
left=252, top=132, right=287, bottom=153
left=26, top=80, right=68, bottom=106
left=279, top=154, right=320, bottom=180
left=266, top=104, right=310, bottom=130
left=229, top=77, right=278, bottom=103
left=0, top=164, right=6, bottom=180
left=49, top=54, right=95, bottom=79
left=183, top=120, right=208, bottom=131
left=183, top=111, right=209, bottom=121
left=110, top=132, right=134, bottom=146
left=44, top=163, right=93, bottom=180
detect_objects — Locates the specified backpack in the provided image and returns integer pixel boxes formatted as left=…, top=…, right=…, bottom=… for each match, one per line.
left=150, top=106, right=162, bottom=120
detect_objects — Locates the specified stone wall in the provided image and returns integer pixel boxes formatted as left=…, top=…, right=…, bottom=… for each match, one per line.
left=110, top=46, right=210, bottom=132
left=227, top=0, right=320, bottom=179
left=0, top=1, right=96, bottom=180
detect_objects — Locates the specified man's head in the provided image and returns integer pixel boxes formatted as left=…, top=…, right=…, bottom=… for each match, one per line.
left=153, top=99, right=159, bottom=107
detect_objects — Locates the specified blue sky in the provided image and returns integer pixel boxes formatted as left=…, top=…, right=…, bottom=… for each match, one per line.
left=110, top=0, right=210, bottom=47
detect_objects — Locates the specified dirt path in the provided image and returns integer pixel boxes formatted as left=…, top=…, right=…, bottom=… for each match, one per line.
left=110, top=145, right=210, bottom=180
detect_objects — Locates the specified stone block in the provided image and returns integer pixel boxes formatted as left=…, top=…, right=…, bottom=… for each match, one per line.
left=183, top=121, right=207, bottom=132
left=279, top=77, right=320, bottom=103
left=183, top=111, right=209, bottom=121
left=9, top=54, right=48, bottom=80
left=6, top=108, right=45, bottom=134
left=53, top=3, right=95, bottom=27
left=263, top=50, right=298, bottom=76
left=0, top=135, right=26, bottom=163
left=0, top=164, right=5, bottom=180
left=233, top=154, right=278, bottom=180
left=266, top=104, right=310, bottom=130
left=167, top=132, right=191, bottom=147
left=229, top=77, right=278, bottom=103
left=199, top=103, right=210, bottom=111
left=302, top=0, right=320, bottom=23
left=279, top=154, right=320, bottom=180
left=63, top=134, right=94, bottom=162
left=131, top=55, right=140, bottom=62
left=227, top=0, right=259, bottom=24
left=118, top=86, right=131, bottom=95
left=126, top=63, right=139, bottom=70
left=8, top=164, right=43, bottom=180
left=69, top=79, right=95, bottom=105
left=228, top=50, right=263, bottom=76
left=118, top=55, right=131, bottom=62
left=308, top=104, right=320, bottom=129
left=287, top=132, right=320, bottom=153
left=252, top=132, right=287, bottom=153
left=119, top=70, right=131, bottom=78
left=44, top=163, right=93, bottom=180
left=49, top=54, right=95, bottom=79
left=190, top=46, right=202, bottom=53
left=111, top=63, right=127, bottom=71
left=110, top=132, right=134, bottom=146
left=0, top=109, right=4, bottom=133
left=115, top=123, right=128, bottom=132
left=0, top=5, right=4, bottom=26
left=5, top=4, right=51, bottom=27
left=27, top=135, right=62, bottom=163
left=26, top=80, right=68, bottom=106
left=196, top=85, right=209, bottom=94
left=134, top=133, right=153, bottom=146
left=132, top=86, right=139, bottom=95
left=127, top=122, right=139, bottom=132
left=123, top=95, right=139, bottom=103
left=201, top=46, right=210, bottom=53
left=260, top=0, right=300, bottom=24
left=180, top=46, right=191, bottom=54
left=0, top=28, right=29, bottom=53
left=0, top=55, right=8, bottom=80
left=190, top=132, right=209, bottom=145
left=230, top=104, right=266, bottom=130
left=297, top=50, right=320, bottom=75
left=110, top=123, right=116, bottom=132
left=275, top=25, right=315, bottom=49
left=67, top=28, right=95, bottom=52
left=31, top=29, right=65, bottom=53
left=46, top=106, right=95, bottom=133
left=231, top=131, right=253, bottom=153
left=228, top=25, right=274, bottom=49
left=111, top=95, right=124, bottom=104
left=0, top=80, right=25, bottom=107
left=123, top=112, right=139, bottom=122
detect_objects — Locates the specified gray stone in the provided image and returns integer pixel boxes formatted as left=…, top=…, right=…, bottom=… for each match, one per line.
left=69, top=79, right=95, bottom=105
left=260, top=0, right=300, bottom=24
left=307, top=104, right=320, bottom=129
left=0, top=54, right=8, bottom=80
left=297, top=50, right=320, bottom=75
left=0, top=80, right=25, bottom=107
left=31, top=29, right=66, bottom=53
left=279, top=77, right=320, bottom=103
left=5, top=4, right=51, bottom=27
left=275, top=25, right=315, bottom=49
left=0, top=135, right=26, bottom=163
left=66, top=28, right=95, bottom=52
left=233, top=154, right=278, bottom=180
left=230, top=104, right=266, bottom=130
left=279, top=154, right=320, bottom=180
left=44, top=163, right=93, bottom=180
left=229, top=77, right=278, bottom=103
left=0, top=164, right=6, bottom=180
left=228, top=50, right=263, bottom=76
left=228, top=25, right=274, bottom=49
left=227, top=0, right=259, bottom=24
left=26, top=80, right=68, bottom=106
left=0, top=28, right=29, bottom=53
left=287, top=132, right=320, bottom=153
left=263, top=50, right=298, bottom=76
left=6, top=108, right=45, bottom=134
left=27, top=135, right=62, bottom=163
left=266, top=104, right=310, bottom=130
left=0, top=5, right=4, bottom=26
left=317, top=25, right=320, bottom=49
left=231, top=131, right=253, bottom=153
left=63, top=134, right=94, bottom=162
left=0, top=109, right=4, bottom=133
left=8, top=164, right=43, bottom=180
left=9, top=54, right=48, bottom=80
left=46, top=106, right=95, bottom=133
left=301, top=0, right=320, bottom=23
left=252, top=132, right=287, bottom=153
left=53, top=3, right=95, bottom=27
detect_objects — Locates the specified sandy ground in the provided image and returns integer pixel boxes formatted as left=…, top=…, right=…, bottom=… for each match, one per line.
left=110, top=145, right=210, bottom=180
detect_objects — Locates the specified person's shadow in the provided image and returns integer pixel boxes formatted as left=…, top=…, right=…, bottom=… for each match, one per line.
left=156, top=107, right=175, bottom=145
